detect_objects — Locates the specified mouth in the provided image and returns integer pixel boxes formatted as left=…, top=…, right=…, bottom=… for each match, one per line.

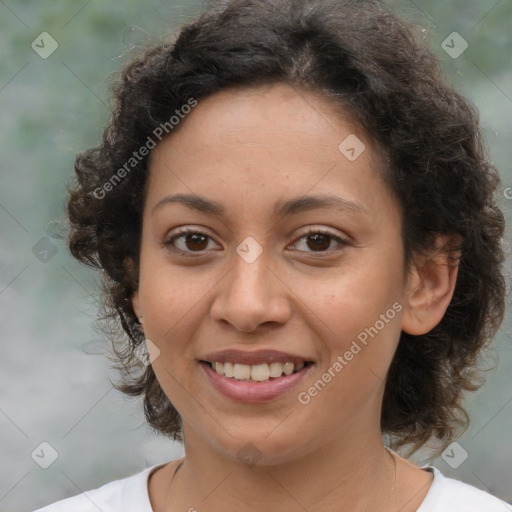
left=199, top=360, right=316, bottom=403
left=200, top=360, right=315, bottom=382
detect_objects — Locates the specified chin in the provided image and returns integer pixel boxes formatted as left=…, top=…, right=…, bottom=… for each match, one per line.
left=209, top=429, right=311, bottom=468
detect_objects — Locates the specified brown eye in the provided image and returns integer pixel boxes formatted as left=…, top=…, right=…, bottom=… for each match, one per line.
left=163, top=228, right=219, bottom=254
left=290, top=229, right=349, bottom=254
left=305, top=233, right=332, bottom=251
left=182, top=233, right=209, bottom=251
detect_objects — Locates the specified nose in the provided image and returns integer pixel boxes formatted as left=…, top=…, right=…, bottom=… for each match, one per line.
left=209, top=249, right=292, bottom=333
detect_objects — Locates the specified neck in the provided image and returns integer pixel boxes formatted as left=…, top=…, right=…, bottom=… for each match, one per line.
left=169, top=425, right=397, bottom=512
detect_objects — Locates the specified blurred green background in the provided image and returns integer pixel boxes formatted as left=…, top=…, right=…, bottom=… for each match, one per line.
left=0, top=1, right=511, bottom=510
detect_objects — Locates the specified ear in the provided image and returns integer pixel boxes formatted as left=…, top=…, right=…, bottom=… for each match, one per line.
left=401, top=233, right=462, bottom=336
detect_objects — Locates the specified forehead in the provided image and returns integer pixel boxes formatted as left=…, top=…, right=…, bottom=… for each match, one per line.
left=152, top=82, right=366, bottom=156
left=145, top=82, right=398, bottom=224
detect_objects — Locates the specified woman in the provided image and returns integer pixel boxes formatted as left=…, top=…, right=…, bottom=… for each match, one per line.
left=35, top=0, right=510, bottom=510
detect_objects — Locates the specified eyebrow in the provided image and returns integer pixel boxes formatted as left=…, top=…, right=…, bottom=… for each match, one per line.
left=150, top=193, right=367, bottom=218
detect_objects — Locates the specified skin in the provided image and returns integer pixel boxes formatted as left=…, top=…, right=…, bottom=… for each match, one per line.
left=131, top=82, right=460, bottom=511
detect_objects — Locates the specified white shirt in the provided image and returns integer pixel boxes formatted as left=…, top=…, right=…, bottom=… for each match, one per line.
left=33, top=462, right=511, bottom=512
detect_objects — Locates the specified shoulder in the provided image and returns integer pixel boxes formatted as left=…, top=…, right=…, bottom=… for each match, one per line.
left=32, top=463, right=166, bottom=512
left=418, top=466, right=512, bottom=512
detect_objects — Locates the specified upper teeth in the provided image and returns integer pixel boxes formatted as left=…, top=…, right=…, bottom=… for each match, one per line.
left=212, top=361, right=306, bottom=381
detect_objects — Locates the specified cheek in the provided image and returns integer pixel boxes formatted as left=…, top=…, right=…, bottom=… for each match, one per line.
left=138, top=250, right=212, bottom=336
left=293, top=249, right=404, bottom=387
left=297, top=288, right=403, bottom=432
left=299, top=260, right=403, bottom=336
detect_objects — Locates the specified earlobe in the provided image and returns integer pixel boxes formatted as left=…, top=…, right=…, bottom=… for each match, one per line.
left=401, top=233, right=461, bottom=336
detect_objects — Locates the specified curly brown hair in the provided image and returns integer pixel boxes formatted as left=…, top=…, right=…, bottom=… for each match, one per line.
left=66, top=0, right=506, bottom=455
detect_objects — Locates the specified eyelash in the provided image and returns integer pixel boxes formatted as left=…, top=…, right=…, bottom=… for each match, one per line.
left=162, top=227, right=350, bottom=257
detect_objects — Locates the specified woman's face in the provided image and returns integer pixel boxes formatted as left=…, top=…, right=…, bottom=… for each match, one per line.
left=133, top=82, right=410, bottom=465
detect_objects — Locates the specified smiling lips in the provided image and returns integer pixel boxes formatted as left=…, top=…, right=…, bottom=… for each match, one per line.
left=200, top=348, right=314, bottom=381
left=208, top=361, right=307, bottom=381
left=199, top=349, right=315, bottom=402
